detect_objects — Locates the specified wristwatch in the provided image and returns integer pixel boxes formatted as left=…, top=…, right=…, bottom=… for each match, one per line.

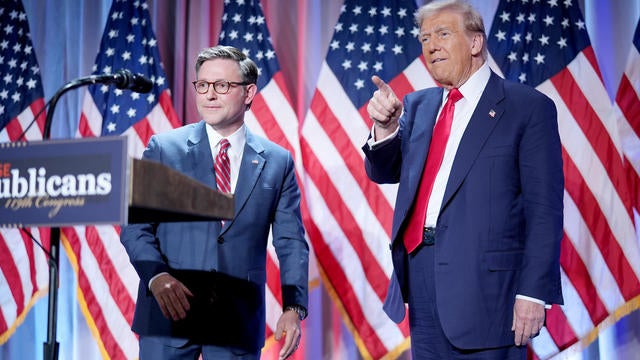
left=284, top=304, right=307, bottom=321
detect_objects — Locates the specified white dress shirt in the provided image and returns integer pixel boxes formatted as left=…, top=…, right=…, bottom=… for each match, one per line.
left=205, top=123, right=246, bottom=193
left=424, top=63, right=490, bottom=227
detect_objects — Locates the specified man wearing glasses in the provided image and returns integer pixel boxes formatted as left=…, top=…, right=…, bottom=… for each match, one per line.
left=120, top=45, right=309, bottom=360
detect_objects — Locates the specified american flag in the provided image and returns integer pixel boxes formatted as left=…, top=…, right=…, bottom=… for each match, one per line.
left=488, top=1, right=640, bottom=359
left=0, top=0, right=46, bottom=141
left=615, top=19, right=640, bottom=225
left=300, top=0, right=435, bottom=358
left=216, top=0, right=308, bottom=355
left=0, top=0, right=50, bottom=345
left=60, top=0, right=180, bottom=359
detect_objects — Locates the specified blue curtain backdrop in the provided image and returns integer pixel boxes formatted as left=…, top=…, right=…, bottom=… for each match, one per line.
left=1, top=0, right=639, bottom=359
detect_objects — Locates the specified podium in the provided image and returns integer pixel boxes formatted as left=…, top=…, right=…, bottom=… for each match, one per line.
left=128, top=157, right=234, bottom=223
left=0, top=137, right=233, bottom=360
left=0, top=136, right=234, bottom=227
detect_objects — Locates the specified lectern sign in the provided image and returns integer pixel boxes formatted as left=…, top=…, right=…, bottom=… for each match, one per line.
left=0, top=137, right=128, bottom=227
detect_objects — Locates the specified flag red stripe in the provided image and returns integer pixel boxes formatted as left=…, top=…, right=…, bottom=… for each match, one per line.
left=616, top=74, right=640, bottom=139
left=78, top=269, right=128, bottom=360
left=560, top=232, right=609, bottom=323
left=159, top=91, right=183, bottom=129
left=5, top=118, right=24, bottom=142
left=545, top=305, right=579, bottom=351
left=265, top=255, right=282, bottom=306
left=132, top=118, right=154, bottom=149
left=616, top=73, right=640, bottom=211
left=251, top=94, right=293, bottom=152
left=581, top=47, right=607, bottom=84
left=0, top=235, right=24, bottom=317
left=624, top=157, right=640, bottom=211
left=561, top=148, right=640, bottom=299
left=77, top=112, right=97, bottom=138
left=552, top=70, right=635, bottom=219
left=21, top=229, right=39, bottom=300
left=131, top=93, right=179, bottom=147
left=31, top=98, right=46, bottom=134
left=62, top=228, right=128, bottom=360
left=310, top=91, right=394, bottom=235
left=302, top=194, right=390, bottom=358
left=301, top=136, right=390, bottom=301
left=265, top=254, right=281, bottom=338
left=388, top=73, right=420, bottom=111
left=84, top=226, right=136, bottom=320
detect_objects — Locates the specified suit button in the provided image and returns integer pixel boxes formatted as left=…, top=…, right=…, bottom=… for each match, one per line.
left=217, top=236, right=224, bottom=244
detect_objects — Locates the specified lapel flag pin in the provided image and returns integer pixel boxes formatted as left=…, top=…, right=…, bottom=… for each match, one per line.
left=252, top=159, right=259, bottom=164
left=489, top=109, right=496, bottom=118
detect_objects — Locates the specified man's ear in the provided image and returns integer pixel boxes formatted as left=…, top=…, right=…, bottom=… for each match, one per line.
left=471, top=33, right=484, bottom=56
left=244, top=83, right=258, bottom=106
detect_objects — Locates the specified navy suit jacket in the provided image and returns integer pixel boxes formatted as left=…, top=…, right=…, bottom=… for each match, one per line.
left=363, top=72, right=564, bottom=349
left=120, top=121, right=308, bottom=352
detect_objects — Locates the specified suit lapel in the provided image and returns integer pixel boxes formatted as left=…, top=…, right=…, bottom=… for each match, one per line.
left=187, top=121, right=216, bottom=189
left=440, top=72, right=505, bottom=211
left=223, top=129, right=265, bottom=231
left=404, top=89, right=443, bottom=199
left=393, top=89, right=443, bottom=240
left=186, top=121, right=223, bottom=233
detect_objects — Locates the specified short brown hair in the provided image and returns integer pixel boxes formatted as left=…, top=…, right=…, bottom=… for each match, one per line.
left=195, top=45, right=259, bottom=84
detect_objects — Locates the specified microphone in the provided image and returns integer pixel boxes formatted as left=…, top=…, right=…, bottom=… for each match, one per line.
left=42, top=70, right=154, bottom=139
left=93, top=69, right=154, bottom=93
left=80, top=69, right=154, bottom=93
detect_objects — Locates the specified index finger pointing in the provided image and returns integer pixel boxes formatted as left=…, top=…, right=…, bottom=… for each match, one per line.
left=371, top=75, right=392, bottom=96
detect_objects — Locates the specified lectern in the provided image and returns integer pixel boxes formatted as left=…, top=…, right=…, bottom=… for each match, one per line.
left=0, top=137, right=233, bottom=227
left=0, top=137, right=233, bottom=359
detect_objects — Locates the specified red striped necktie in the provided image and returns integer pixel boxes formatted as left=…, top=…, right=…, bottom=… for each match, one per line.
left=215, top=138, right=231, bottom=194
left=403, top=88, right=463, bottom=253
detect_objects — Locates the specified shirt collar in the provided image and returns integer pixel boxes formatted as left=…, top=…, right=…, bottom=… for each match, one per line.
left=205, top=123, right=246, bottom=156
left=443, top=62, right=491, bottom=104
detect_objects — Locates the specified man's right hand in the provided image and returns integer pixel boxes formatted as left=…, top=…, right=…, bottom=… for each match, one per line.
left=149, top=273, right=194, bottom=321
left=367, top=75, right=402, bottom=137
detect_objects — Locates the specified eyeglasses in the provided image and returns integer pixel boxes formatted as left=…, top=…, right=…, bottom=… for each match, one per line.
left=192, top=80, right=251, bottom=94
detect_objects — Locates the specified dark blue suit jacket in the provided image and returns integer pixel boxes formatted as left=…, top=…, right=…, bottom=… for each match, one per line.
left=363, top=72, right=564, bottom=349
left=120, top=121, right=308, bottom=352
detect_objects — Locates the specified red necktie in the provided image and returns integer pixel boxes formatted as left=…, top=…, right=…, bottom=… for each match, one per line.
left=215, top=139, right=231, bottom=194
left=403, top=88, right=463, bottom=253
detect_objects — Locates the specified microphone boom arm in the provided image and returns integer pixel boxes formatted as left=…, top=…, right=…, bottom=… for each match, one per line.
left=42, top=69, right=153, bottom=139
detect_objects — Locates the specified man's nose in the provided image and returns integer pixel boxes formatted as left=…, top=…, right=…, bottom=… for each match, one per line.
left=427, top=38, right=441, bottom=53
left=206, top=87, right=218, bottom=99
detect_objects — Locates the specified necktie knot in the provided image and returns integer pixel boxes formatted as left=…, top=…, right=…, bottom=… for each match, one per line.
left=448, top=88, right=463, bottom=104
left=219, top=138, right=230, bottom=153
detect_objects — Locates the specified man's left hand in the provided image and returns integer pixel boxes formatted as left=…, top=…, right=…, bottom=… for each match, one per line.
left=512, top=298, right=545, bottom=346
left=275, top=309, right=302, bottom=359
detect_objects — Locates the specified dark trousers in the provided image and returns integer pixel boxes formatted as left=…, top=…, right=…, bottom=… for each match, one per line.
left=139, top=336, right=260, bottom=360
left=406, top=242, right=526, bottom=360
